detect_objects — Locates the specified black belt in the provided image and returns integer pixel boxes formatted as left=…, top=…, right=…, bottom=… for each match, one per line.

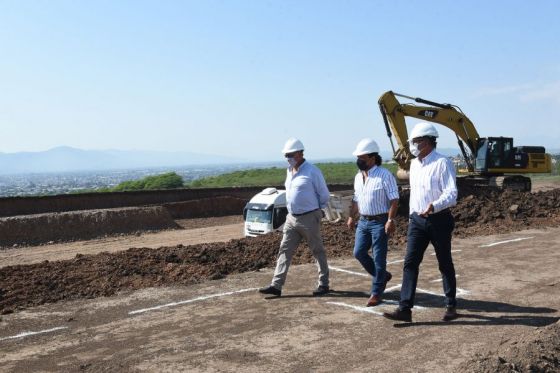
left=411, top=208, right=451, bottom=218
left=292, top=209, right=319, bottom=217
left=360, top=213, right=388, bottom=221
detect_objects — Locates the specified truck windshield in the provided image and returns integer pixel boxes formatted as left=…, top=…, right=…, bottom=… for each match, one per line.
left=246, top=209, right=273, bottom=224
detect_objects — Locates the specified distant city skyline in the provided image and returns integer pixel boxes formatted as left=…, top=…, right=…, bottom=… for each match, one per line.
left=1, top=1, right=559, bottom=161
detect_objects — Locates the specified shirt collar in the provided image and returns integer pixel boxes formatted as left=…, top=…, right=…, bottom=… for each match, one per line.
left=419, top=149, right=436, bottom=164
left=367, top=165, right=378, bottom=175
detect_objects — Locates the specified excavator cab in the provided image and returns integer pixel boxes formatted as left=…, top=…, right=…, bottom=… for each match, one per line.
left=475, top=137, right=515, bottom=172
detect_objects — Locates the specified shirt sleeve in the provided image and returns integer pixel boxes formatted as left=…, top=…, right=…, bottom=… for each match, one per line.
left=383, top=170, right=400, bottom=201
left=352, top=172, right=359, bottom=202
left=313, top=167, right=330, bottom=209
left=432, top=158, right=458, bottom=212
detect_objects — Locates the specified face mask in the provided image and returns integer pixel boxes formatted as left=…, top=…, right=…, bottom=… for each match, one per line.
left=356, top=158, right=369, bottom=171
left=409, top=142, right=421, bottom=157
left=287, top=157, right=297, bottom=167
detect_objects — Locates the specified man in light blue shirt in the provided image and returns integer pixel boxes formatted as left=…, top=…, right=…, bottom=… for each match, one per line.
left=259, top=138, right=331, bottom=297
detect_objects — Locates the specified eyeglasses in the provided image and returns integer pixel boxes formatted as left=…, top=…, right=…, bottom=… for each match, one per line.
left=284, top=152, right=298, bottom=158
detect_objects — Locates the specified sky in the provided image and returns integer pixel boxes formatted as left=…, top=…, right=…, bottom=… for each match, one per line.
left=1, top=0, right=559, bottom=162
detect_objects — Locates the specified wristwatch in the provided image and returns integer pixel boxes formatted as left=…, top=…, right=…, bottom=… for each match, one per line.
left=388, top=218, right=395, bottom=223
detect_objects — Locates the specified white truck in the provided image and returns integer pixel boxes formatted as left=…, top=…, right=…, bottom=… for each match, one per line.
left=243, top=187, right=353, bottom=237
left=243, top=188, right=288, bottom=237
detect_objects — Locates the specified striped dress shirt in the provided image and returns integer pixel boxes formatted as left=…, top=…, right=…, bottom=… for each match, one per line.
left=353, top=166, right=399, bottom=216
left=409, top=150, right=458, bottom=215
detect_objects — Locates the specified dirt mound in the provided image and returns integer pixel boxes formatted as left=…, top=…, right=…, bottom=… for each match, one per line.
left=1, top=188, right=560, bottom=315
left=457, top=320, right=560, bottom=372
left=0, top=206, right=179, bottom=248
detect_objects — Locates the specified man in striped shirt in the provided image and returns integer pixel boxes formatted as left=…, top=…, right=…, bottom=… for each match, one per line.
left=347, top=138, right=399, bottom=307
left=259, top=138, right=331, bottom=297
left=383, top=122, right=459, bottom=323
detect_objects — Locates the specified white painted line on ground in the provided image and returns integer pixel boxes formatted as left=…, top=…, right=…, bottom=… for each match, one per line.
left=0, top=326, right=68, bottom=342
left=479, top=237, right=534, bottom=247
left=387, top=259, right=404, bottom=265
left=327, top=301, right=385, bottom=316
left=328, top=263, right=471, bottom=299
left=430, top=249, right=462, bottom=256
left=385, top=284, right=402, bottom=292
left=128, top=288, right=259, bottom=315
left=329, top=266, right=369, bottom=277
left=430, top=275, right=460, bottom=283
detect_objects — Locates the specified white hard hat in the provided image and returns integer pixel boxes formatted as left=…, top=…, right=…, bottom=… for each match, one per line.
left=409, top=122, right=439, bottom=140
left=352, top=138, right=380, bottom=156
left=281, top=138, right=305, bottom=153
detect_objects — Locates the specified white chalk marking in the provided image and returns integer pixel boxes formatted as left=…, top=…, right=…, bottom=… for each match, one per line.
left=329, top=266, right=369, bottom=277
left=385, top=284, right=402, bottom=292
left=430, top=275, right=460, bottom=283
left=430, top=249, right=462, bottom=256
left=387, top=259, right=404, bottom=265
left=479, top=237, right=534, bottom=247
left=129, top=288, right=259, bottom=315
left=327, top=301, right=385, bottom=316
left=0, top=326, right=68, bottom=342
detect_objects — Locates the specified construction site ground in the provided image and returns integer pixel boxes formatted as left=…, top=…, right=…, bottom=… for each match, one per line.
left=1, top=179, right=560, bottom=372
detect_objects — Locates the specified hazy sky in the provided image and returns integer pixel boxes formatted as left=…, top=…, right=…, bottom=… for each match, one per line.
left=1, top=0, right=559, bottom=161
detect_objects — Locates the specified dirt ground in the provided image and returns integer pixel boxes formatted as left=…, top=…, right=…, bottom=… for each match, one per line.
left=1, top=179, right=560, bottom=372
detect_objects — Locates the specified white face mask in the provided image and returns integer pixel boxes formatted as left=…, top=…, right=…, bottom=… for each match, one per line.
left=287, top=157, right=297, bottom=167
left=409, top=142, right=421, bottom=157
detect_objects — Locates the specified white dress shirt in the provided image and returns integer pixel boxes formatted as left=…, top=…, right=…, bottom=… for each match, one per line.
left=353, top=165, right=399, bottom=216
left=409, top=150, right=458, bottom=215
left=285, top=161, right=330, bottom=215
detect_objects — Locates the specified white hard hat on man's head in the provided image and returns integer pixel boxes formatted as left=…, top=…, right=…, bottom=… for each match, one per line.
left=352, top=138, right=380, bottom=156
left=409, top=122, right=439, bottom=140
left=281, top=138, right=305, bottom=154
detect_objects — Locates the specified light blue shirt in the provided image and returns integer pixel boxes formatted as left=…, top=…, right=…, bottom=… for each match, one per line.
left=409, top=150, right=458, bottom=214
left=353, top=165, right=399, bottom=216
left=285, top=161, right=330, bottom=215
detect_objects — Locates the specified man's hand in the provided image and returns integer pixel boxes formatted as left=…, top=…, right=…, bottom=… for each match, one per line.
left=346, top=217, right=355, bottom=230
left=385, top=219, right=395, bottom=236
left=420, top=203, right=434, bottom=218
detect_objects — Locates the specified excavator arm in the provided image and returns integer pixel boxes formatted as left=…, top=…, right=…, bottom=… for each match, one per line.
left=378, top=91, right=480, bottom=179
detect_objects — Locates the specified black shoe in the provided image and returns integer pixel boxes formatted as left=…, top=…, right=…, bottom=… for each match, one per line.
left=442, top=306, right=458, bottom=321
left=259, top=285, right=281, bottom=297
left=382, top=307, right=412, bottom=322
left=312, top=285, right=330, bottom=296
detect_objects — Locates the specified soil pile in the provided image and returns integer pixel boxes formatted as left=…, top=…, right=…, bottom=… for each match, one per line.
left=457, top=320, right=560, bottom=372
left=1, top=188, right=560, bottom=315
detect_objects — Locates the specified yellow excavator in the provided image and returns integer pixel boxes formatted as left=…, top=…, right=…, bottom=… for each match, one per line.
left=378, top=91, right=552, bottom=191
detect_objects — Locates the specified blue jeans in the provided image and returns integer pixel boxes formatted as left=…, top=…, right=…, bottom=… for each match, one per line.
left=399, top=211, right=456, bottom=310
left=353, top=216, right=390, bottom=296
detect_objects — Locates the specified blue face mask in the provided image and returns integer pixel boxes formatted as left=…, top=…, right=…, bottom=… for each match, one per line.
left=287, top=157, right=297, bottom=167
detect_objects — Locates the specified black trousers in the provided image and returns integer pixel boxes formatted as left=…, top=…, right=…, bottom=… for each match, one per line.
left=399, top=210, right=456, bottom=310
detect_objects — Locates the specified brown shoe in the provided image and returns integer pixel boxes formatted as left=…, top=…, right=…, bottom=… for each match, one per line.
left=366, top=294, right=381, bottom=307
left=382, top=307, right=412, bottom=322
left=442, top=306, right=458, bottom=321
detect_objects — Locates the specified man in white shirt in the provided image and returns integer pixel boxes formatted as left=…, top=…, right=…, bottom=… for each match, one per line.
left=347, top=138, right=399, bottom=307
left=383, top=122, right=459, bottom=323
left=259, top=138, right=331, bottom=297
